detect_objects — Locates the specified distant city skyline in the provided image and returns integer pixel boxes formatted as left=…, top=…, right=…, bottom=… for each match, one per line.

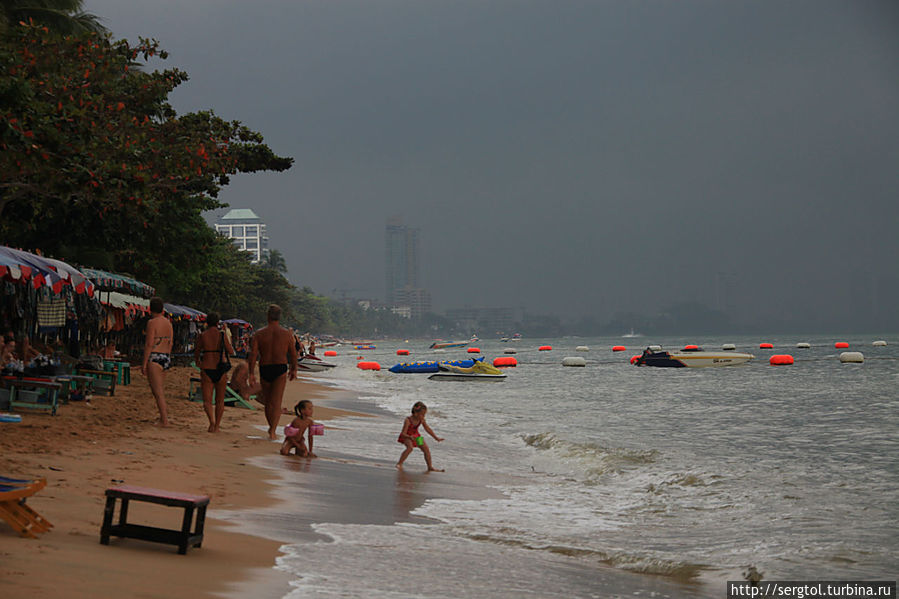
left=115, top=0, right=899, bottom=331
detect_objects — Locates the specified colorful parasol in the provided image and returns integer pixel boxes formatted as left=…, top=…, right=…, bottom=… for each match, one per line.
left=41, top=257, right=96, bottom=297
left=80, top=267, right=155, bottom=298
left=0, top=246, right=65, bottom=292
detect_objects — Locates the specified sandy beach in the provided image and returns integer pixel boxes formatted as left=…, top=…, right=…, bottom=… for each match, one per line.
left=1, top=361, right=726, bottom=599
left=0, top=365, right=358, bottom=599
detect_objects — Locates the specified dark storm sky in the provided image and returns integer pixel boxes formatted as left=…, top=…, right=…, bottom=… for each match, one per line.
left=85, top=1, right=899, bottom=329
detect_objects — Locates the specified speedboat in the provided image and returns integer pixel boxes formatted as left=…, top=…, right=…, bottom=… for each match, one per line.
left=429, top=340, right=469, bottom=350
left=297, top=355, right=337, bottom=372
left=633, top=346, right=754, bottom=368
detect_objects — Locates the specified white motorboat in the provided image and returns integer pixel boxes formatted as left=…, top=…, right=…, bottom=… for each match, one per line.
left=633, top=346, right=754, bottom=368
left=297, top=355, right=337, bottom=372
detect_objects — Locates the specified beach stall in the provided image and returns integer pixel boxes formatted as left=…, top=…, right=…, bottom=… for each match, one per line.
left=222, top=318, right=254, bottom=358
left=163, top=303, right=207, bottom=359
left=0, top=246, right=99, bottom=365
left=81, top=268, right=156, bottom=360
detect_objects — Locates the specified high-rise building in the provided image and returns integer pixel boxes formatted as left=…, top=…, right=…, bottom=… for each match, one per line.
left=385, top=217, right=420, bottom=302
left=214, top=208, right=268, bottom=263
left=386, top=218, right=432, bottom=318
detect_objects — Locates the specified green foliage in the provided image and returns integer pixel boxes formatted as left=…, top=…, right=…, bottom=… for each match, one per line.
left=0, top=0, right=106, bottom=36
left=0, top=24, right=293, bottom=306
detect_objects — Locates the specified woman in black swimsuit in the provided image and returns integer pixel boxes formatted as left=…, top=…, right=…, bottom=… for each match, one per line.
left=194, top=313, right=235, bottom=433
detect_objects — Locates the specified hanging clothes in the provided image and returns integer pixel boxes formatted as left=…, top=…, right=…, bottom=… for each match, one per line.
left=37, top=295, right=66, bottom=330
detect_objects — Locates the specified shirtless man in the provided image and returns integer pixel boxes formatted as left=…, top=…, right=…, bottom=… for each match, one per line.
left=141, top=297, right=173, bottom=426
left=248, top=304, right=297, bottom=439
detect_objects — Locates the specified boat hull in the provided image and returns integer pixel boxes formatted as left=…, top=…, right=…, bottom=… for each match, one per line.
left=429, top=341, right=469, bottom=349
left=297, top=357, right=337, bottom=372
left=428, top=372, right=507, bottom=381
left=636, top=351, right=754, bottom=368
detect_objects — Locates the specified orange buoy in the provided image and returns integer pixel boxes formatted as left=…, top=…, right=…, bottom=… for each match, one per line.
left=324, top=350, right=337, bottom=357
left=467, top=347, right=481, bottom=353
left=683, top=344, right=699, bottom=351
left=493, top=356, right=518, bottom=368
left=834, top=341, right=849, bottom=349
left=397, top=349, right=410, bottom=355
left=630, top=355, right=640, bottom=364
left=612, top=345, right=626, bottom=352
left=770, top=354, right=794, bottom=366
left=357, top=361, right=381, bottom=371
left=759, top=342, right=774, bottom=349
left=538, top=345, right=552, bottom=351
left=356, top=355, right=363, bottom=360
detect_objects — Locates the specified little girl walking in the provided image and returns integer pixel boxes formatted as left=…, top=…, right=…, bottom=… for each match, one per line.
left=281, top=400, right=319, bottom=457
left=396, top=401, right=444, bottom=471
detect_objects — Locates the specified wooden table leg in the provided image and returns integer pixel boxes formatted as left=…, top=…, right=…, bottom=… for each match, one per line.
left=194, top=504, right=207, bottom=548
left=178, top=505, right=195, bottom=555
left=100, top=496, right=116, bottom=545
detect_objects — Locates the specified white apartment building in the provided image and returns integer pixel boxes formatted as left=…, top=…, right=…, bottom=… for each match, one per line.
left=214, top=208, right=268, bottom=263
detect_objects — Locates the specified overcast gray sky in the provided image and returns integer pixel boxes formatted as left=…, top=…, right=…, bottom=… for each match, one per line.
left=85, top=0, right=899, bottom=330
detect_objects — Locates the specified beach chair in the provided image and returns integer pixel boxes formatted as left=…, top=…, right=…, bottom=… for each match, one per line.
left=188, top=364, right=256, bottom=410
left=0, top=476, right=54, bottom=538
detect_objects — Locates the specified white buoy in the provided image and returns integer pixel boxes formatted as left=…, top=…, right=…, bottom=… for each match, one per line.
left=503, top=348, right=517, bottom=354
left=839, top=352, right=864, bottom=363
left=872, top=340, right=887, bottom=347
left=796, top=342, right=811, bottom=349
left=649, top=345, right=662, bottom=352
left=722, top=343, right=736, bottom=351
left=576, top=346, right=590, bottom=352
left=562, top=356, right=587, bottom=367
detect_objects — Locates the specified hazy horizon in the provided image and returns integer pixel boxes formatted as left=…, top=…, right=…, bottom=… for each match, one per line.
left=85, top=0, right=899, bottom=330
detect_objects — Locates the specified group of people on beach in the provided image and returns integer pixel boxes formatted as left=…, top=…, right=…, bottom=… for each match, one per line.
left=141, top=300, right=444, bottom=471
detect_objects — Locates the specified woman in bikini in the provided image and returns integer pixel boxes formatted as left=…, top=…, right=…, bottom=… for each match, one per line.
left=396, top=401, right=444, bottom=471
left=194, top=312, right=235, bottom=433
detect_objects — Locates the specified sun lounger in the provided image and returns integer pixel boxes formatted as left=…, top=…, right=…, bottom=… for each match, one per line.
left=0, top=476, right=54, bottom=538
left=187, top=364, right=256, bottom=410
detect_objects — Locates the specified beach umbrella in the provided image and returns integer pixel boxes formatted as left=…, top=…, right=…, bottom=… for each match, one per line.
left=80, top=267, right=155, bottom=298
left=0, top=246, right=65, bottom=292
left=0, top=253, right=28, bottom=283
left=164, top=303, right=206, bottom=322
left=42, top=257, right=96, bottom=297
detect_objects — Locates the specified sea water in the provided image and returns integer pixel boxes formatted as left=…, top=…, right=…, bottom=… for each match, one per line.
left=273, top=335, right=898, bottom=597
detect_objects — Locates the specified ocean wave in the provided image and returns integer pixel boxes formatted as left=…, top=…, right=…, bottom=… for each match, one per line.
left=461, top=531, right=706, bottom=581
left=521, top=431, right=658, bottom=476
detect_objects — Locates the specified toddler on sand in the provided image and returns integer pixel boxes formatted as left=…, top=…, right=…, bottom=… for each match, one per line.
left=281, top=400, right=318, bottom=457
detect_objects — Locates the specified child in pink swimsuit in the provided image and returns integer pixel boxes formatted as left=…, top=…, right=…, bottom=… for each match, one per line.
left=396, top=401, right=444, bottom=471
left=280, top=400, right=318, bottom=457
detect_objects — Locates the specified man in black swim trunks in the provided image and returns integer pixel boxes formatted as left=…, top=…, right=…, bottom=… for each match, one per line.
left=248, top=304, right=297, bottom=439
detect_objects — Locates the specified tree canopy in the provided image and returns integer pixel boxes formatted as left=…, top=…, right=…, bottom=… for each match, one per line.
left=0, top=23, right=292, bottom=297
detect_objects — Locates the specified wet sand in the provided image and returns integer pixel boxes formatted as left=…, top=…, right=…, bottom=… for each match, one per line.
left=0, top=365, right=360, bottom=599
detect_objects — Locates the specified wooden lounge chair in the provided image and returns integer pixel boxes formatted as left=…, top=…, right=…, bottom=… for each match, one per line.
left=0, top=476, right=54, bottom=538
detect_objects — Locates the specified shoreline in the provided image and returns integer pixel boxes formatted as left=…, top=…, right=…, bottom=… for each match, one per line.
left=0, top=366, right=366, bottom=599
left=2, top=365, right=718, bottom=598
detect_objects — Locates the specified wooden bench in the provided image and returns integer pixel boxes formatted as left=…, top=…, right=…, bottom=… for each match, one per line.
left=1, top=377, right=62, bottom=415
left=100, top=485, right=209, bottom=554
left=76, top=368, right=117, bottom=396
